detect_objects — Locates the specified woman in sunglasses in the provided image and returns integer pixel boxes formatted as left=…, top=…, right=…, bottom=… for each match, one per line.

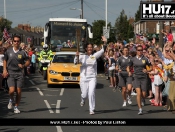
left=149, top=58, right=163, bottom=106
left=116, top=47, right=133, bottom=107
left=128, top=45, right=152, bottom=115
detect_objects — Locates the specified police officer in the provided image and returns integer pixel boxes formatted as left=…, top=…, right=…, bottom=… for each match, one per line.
left=3, top=35, right=30, bottom=113
left=74, top=36, right=107, bottom=115
left=38, top=44, right=53, bottom=71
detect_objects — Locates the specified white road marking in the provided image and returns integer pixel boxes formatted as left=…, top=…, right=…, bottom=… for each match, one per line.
left=56, top=100, right=61, bottom=113
left=60, top=88, right=64, bottom=96
left=51, top=104, right=56, bottom=105
left=36, top=87, right=44, bottom=96
left=44, top=100, right=54, bottom=113
left=56, top=126, right=63, bottom=132
left=29, top=80, right=35, bottom=85
left=25, top=76, right=29, bottom=78
left=42, top=89, right=59, bottom=91
left=45, top=94, right=57, bottom=96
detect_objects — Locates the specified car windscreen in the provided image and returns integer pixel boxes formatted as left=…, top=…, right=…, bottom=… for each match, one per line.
left=52, top=54, right=75, bottom=63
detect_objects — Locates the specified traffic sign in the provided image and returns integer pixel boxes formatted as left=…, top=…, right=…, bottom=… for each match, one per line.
left=103, top=27, right=110, bottom=39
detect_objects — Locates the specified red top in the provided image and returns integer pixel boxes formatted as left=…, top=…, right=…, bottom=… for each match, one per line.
left=28, top=51, right=33, bottom=57
left=167, top=33, right=173, bottom=42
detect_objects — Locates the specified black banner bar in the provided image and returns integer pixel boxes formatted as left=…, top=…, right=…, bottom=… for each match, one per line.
left=0, top=119, right=175, bottom=126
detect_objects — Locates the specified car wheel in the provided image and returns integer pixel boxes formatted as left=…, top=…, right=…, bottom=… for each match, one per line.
left=43, top=70, right=47, bottom=80
left=47, top=83, right=52, bottom=88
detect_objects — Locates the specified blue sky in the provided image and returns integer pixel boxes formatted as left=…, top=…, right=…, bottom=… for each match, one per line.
left=0, top=0, right=171, bottom=28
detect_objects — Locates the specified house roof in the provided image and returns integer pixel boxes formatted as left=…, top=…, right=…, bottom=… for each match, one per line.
left=9, top=28, right=43, bottom=38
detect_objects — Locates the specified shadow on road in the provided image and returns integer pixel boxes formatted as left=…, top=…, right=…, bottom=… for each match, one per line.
left=37, top=83, right=104, bottom=89
left=93, top=108, right=131, bottom=114
left=0, top=128, right=23, bottom=132
left=23, top=107, right=68, bottom=113
left=145, top=109, right=168, bottom=114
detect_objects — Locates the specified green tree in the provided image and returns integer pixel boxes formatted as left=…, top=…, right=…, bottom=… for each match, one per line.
left=127, top=24, right=134, bottom=40
left=0, top=17, right=12, bottom=39
left=115, top=9, right=129, bottom=41
left=135, top=5, right=140, bottom=22
left=91, top=20, right=115, bottom=45
left=91, top=20, right=105, bottom=45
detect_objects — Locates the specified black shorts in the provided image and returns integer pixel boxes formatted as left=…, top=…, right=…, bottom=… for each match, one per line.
left=0, top=66, right=3, bottom=73
left=118, top=75, right=132, bottom=87
left=7, top=73, right=24, bottom=88
left=133, top=77, right=148, bottom=92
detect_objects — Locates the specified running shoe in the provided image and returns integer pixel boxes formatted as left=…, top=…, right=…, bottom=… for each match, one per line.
left=89, top=111, right=95, bottom=115
left=131, top=92, right=137, bottom=96
left=138, top=109, right=143, bottom=115
left=14, top=107, right=20, bottom=114
left=117, top=86, right=122, bottom=92
left=127, top=96, right=132, bottom=105
left=122, top=101, right=127, bottom=107
left=7, top=99, right=14, bottom=109
left=113, top=88, right=116, bottom=92
left=80, top=101, right=85, bottom=107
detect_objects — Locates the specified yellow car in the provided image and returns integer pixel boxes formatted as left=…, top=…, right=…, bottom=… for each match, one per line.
left=47, top=51, right=81, bottom=87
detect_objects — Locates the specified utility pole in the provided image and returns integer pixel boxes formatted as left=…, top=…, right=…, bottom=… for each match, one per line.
left=105, top=0, right=107, bottom=29
left=4, top=0, right=6, bottom=19
left=159, top=0, right=164, bottom=49
left=81, top=0, right=83, bottom=19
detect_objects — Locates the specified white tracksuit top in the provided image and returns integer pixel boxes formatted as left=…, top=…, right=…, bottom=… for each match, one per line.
left=74, top=48, right=104, bottom=80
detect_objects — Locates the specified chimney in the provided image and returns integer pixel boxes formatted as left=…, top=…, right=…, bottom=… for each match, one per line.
left=18, top=24, right=23, bottom=30
left=41, top=28, right=44, bottom=32
left=31, top=27, right=34, bottom=32
left=23, top=24, right=28, bottom=31
left=38, top=27, right=41, bottom=32
left=27, top=24, right=31, bottom=32
left=34, top=27, right=38, bottom=33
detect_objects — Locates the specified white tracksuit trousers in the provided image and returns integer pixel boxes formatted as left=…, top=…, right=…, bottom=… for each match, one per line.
left=80, top=77, right=97, bottom=112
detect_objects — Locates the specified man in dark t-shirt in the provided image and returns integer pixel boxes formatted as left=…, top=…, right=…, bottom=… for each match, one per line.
left=3, top=35, right=30, bottom=114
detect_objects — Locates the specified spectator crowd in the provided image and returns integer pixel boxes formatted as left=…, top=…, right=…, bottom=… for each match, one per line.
left=93, top=29, right=175, bottom=114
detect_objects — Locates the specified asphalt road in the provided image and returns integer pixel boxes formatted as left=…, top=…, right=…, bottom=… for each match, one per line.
left=0, top=72, right=175, bottom=132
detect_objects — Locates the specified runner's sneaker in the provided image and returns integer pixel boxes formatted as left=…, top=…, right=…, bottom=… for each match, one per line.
left=117, top=86, right=122, bottom=92
left=141, top=99, right=145, bottom=106
left=7, top=99, right=14, bottom=109
left=80, top=98, right=85, bottom=107
left=14, top=106, right=20, bottom=114
left=113, top=88, right=116, bottom=92
left=80, top=101, right=85, bottom=107
left=138, top=108, right=142, bottom=115
left=89, top=111, right=95, bottom=115
left=131, top=92, right=137, bottom=96
left=127, top=96, right=132, bottom=105
left=122, top=101, right=127, bottom=107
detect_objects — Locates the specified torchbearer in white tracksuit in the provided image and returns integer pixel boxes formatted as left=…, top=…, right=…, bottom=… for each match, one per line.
left=74, top=36, right=107, bottom=115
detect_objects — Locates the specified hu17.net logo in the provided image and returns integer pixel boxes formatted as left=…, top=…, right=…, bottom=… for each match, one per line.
left=140, top=2, right=175, bottom=20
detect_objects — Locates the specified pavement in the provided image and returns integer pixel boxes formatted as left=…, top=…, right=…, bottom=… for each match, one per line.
left=0, top=72, right=175, bottom=132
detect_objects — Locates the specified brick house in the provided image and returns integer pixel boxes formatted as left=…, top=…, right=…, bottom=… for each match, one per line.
left=134, top=0, right=175, bottom=41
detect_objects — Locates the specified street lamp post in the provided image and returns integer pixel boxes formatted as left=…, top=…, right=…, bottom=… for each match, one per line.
left=4, top=0, right=6, bottom=18
left=70, top=8, right=82, bottom=19
left=105, top=0, right=107, bottom=30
